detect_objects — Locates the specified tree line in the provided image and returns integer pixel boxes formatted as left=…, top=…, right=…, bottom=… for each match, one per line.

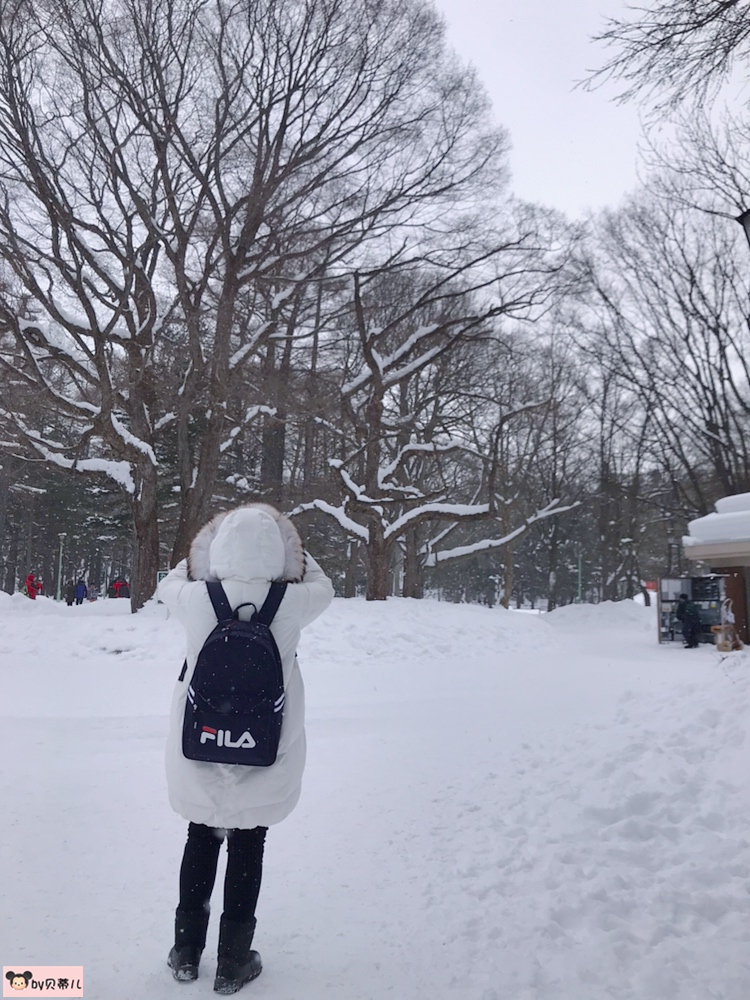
left=0, top=0, right=748, bottom=610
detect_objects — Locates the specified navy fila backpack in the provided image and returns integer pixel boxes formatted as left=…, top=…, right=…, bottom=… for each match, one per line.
left=181, top=581, right=287, bottom=766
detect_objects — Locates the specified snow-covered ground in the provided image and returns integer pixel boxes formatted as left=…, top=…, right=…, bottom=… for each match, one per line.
left=1, top=593, right=748, bottom=999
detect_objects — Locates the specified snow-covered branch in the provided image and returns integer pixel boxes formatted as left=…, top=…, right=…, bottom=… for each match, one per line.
left=424, top=500, right=581, bottom=566
left=219, top=406, right=277, bottom=452
left=111, top=414, right=157, bottom=466
left=289, top=499, right=370, bottom=541
left=341, top=324, right=440, bottom=396
left=384, top=502, right=491, bottom=540
left=229, top=323, right=273, bottom=369
left=29, top=442, right=136, bottom=494
left=154, top=412, right=176, bottom=431
left=329, top=461, right=393, bottom=505
left=378, top=440, right=462, bottom=486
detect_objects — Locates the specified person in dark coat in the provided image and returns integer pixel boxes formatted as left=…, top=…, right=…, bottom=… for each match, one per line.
left=675, top=593, right=701, bottom=648
left=74, top=579, right=88, bottom=605
left=64, top=580, right=75, bottom=606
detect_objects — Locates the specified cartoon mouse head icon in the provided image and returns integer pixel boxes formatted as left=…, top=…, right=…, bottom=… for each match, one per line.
left=5, top=971, right=32, bottom=991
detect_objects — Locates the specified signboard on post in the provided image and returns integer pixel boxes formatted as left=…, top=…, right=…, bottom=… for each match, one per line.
left=156, top=570, right=169, bottom=605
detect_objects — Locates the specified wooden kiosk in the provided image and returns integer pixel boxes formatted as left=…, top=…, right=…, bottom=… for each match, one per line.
left=682, top=494, right=750, bottom=646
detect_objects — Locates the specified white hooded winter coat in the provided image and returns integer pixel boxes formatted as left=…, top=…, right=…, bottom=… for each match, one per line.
left=158, top=504, right=334, bottom=829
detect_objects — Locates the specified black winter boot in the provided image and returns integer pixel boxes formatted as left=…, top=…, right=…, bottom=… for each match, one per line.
left=168, top=907, right=210, bottom=982
left=213, top=915, right=262, bottom=994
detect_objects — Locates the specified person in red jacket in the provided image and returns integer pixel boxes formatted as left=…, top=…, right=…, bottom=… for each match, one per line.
left=24, top=572, right=38, bottom=600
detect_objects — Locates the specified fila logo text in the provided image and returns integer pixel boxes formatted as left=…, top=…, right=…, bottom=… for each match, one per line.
left=200, top=727, right=257, bottom=749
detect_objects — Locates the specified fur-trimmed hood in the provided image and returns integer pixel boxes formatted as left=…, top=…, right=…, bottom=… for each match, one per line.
left=187, top=503, right=305, bottom=583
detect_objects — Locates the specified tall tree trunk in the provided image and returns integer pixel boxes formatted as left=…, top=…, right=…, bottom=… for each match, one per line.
left=402, top=528, right=423, bottom=598
left=366, top=523, right=388, bottom=601
left=501, top=544, right=514, bottom=609
left=23, top=503, right=33, bottom=579
left=344, top=541, right=359, bottom=598
left=4, top=526, right=17, bottom=594
left=260, top=414, right=286, bottom=503
left=302, top=323, right=321, bottom=491
left=262, top=327, right=295, bottom=503
left=130, top=461, right=160, bottom=612
left=302, top=416, right=317, bottom=491
left=547, top=520, right=560, bottom=611
left=0, top=462, right=10, bottom=545
left=171, top=290, right=240, bottom=564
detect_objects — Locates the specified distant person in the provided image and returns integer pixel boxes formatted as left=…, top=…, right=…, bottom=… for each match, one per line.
left=158, top=503, right=333, bottom=992
left=24, top=572, right=38, bottom=600
left=36, top=577, right=44, bottom=595
left=675, top=593, right=701, bottom=648
left=109, top=578, right=128, bottom=598
left=64, top=580, right=75, bottom=606
left=74, top=579, right=88, bottom=605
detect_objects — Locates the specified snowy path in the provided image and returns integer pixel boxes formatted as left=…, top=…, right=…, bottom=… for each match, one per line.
left=1, top=595, right=748, bottom=999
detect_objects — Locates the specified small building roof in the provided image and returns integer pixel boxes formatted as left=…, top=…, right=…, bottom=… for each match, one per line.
left=683, top=492, right=750, bottom=565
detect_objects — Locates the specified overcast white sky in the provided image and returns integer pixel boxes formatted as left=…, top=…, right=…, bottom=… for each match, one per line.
left=432, top=0, right=645, bottom=218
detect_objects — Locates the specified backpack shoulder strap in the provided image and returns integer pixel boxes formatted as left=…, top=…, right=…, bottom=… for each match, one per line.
left=255, top=581, right=287, bottom=627
left=206, top=581, right=234, bottom=623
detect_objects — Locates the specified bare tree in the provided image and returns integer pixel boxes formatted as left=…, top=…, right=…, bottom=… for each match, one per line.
left=294, top=258, right=505, bottom=600
left=0, top=5, right=171, bottom=609
left=293, top=208, right=578, bottom=599
left=588, top=0, right=750, bottom=110
left=421, top=327, right=582, bottom=607
left=586, top=187, right=750, bottom=512
left=0, top=0, right=514, bottom=604
left=83, top=0, right=511, bottom=562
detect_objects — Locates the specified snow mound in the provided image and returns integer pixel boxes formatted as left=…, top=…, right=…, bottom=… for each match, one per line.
left=2, top=592, right=60, bottom=613
left=546, top=598, right=654, bottom=631
left=302, top=596, right=551, bottom=664
left=0, top=594, right=135, bottom=618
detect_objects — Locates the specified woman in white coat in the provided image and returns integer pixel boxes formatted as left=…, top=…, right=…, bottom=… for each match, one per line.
left=159, top=504, right=333, bottom=994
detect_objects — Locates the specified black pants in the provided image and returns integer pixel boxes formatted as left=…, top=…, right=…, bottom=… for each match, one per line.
left=683, top=621, right=700, bottom=647
left=178, top=822, right=267, bottom=924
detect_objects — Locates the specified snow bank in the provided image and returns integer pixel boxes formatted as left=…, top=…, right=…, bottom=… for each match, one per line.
left=4, top=593, right=62, bottom=614
left=546, top=598, right=655, bottom=632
